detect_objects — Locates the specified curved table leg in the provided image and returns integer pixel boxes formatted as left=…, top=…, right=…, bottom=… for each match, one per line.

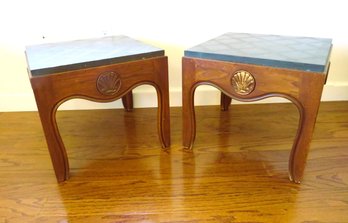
left=155, top=57, right=171, bottom=148
left=182, top=85, right=196, bottom=150
left=156, top=85, right=171, bottom=148
left=182, top=58, right=197, bottom=150
left=122, top=91, right=133, bottom=111
left=220, top=92, right=232, bottom=111
left=289, top=95, right=323, bottom=183
left=35, top=97, right=69, bottom=182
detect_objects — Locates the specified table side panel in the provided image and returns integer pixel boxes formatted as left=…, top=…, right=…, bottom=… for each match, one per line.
left=183, top=57, right=327, bottom=102
left=30, top=57, right=168, bottom=106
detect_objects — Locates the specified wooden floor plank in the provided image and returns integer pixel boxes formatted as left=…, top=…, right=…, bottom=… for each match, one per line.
left=0, top=102, right=347, bottom=222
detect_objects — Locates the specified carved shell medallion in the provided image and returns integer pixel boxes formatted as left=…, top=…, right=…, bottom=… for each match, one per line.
left=231, top=70, right=255, bottom=95
left=96, top=71, right=121, bottom=96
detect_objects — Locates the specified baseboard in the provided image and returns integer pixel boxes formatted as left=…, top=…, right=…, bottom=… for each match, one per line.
left=1, top=83, right=347, bottom=112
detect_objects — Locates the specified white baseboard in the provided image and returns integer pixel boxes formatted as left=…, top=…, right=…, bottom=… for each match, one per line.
left=1, top=83, right=347, bottom=112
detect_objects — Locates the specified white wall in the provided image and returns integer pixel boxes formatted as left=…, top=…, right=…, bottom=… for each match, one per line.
left=0, top=0, right=347, bottom=111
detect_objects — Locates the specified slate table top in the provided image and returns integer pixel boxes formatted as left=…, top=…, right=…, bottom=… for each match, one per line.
left=184, top=33, right=332, bottom=73
left=26, top=35, right=164, bottom=76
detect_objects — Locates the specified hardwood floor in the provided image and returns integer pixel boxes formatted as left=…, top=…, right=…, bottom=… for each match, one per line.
left=0, top=102, right=347, bottom=222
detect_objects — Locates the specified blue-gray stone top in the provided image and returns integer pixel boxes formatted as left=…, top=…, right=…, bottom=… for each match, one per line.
left=26, top=35, right=164, bottom=76
left=184, top=33, right=332, bottom=73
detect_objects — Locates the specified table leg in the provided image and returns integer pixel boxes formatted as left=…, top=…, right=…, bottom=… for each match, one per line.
left=220, top=92, right=232, bottom=111
left=155, top=57, right=171, bottom=148
left=34, top=94, right=69, bottom=182
left=289, top=86, right=323, bottom=183
left=122, top=91, right=133, bottom=111
left=182, top=58, right=197, bottom=150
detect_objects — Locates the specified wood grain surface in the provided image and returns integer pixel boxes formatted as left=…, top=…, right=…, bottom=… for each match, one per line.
left=0, top=102, right=347, bottom=222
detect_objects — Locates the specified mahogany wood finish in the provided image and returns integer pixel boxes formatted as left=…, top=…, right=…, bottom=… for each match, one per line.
left=182, top=57, right=328, bottom=183
left=0, top=103, right=347, bottom=222
left=29, top=57, right=170, bottom=182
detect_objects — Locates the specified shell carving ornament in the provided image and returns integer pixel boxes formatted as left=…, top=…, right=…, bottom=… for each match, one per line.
left=231, top=70, right=255, bottom=95
left=96, top=71, right=121, bottom=95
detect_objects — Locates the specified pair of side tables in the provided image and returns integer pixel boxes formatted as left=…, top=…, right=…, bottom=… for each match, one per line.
left=25, top=33, right=332, bottom=183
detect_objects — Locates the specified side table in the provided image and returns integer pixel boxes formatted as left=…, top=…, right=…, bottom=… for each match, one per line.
left=26, top=36, right=170, bottom=182
left=182, top=32, right=332, bottom=183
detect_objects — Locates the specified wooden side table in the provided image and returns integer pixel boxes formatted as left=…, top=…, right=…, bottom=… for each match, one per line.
left=26, top=36, right=170, bottom=182
left=182, top=33, right=332, bottom=183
